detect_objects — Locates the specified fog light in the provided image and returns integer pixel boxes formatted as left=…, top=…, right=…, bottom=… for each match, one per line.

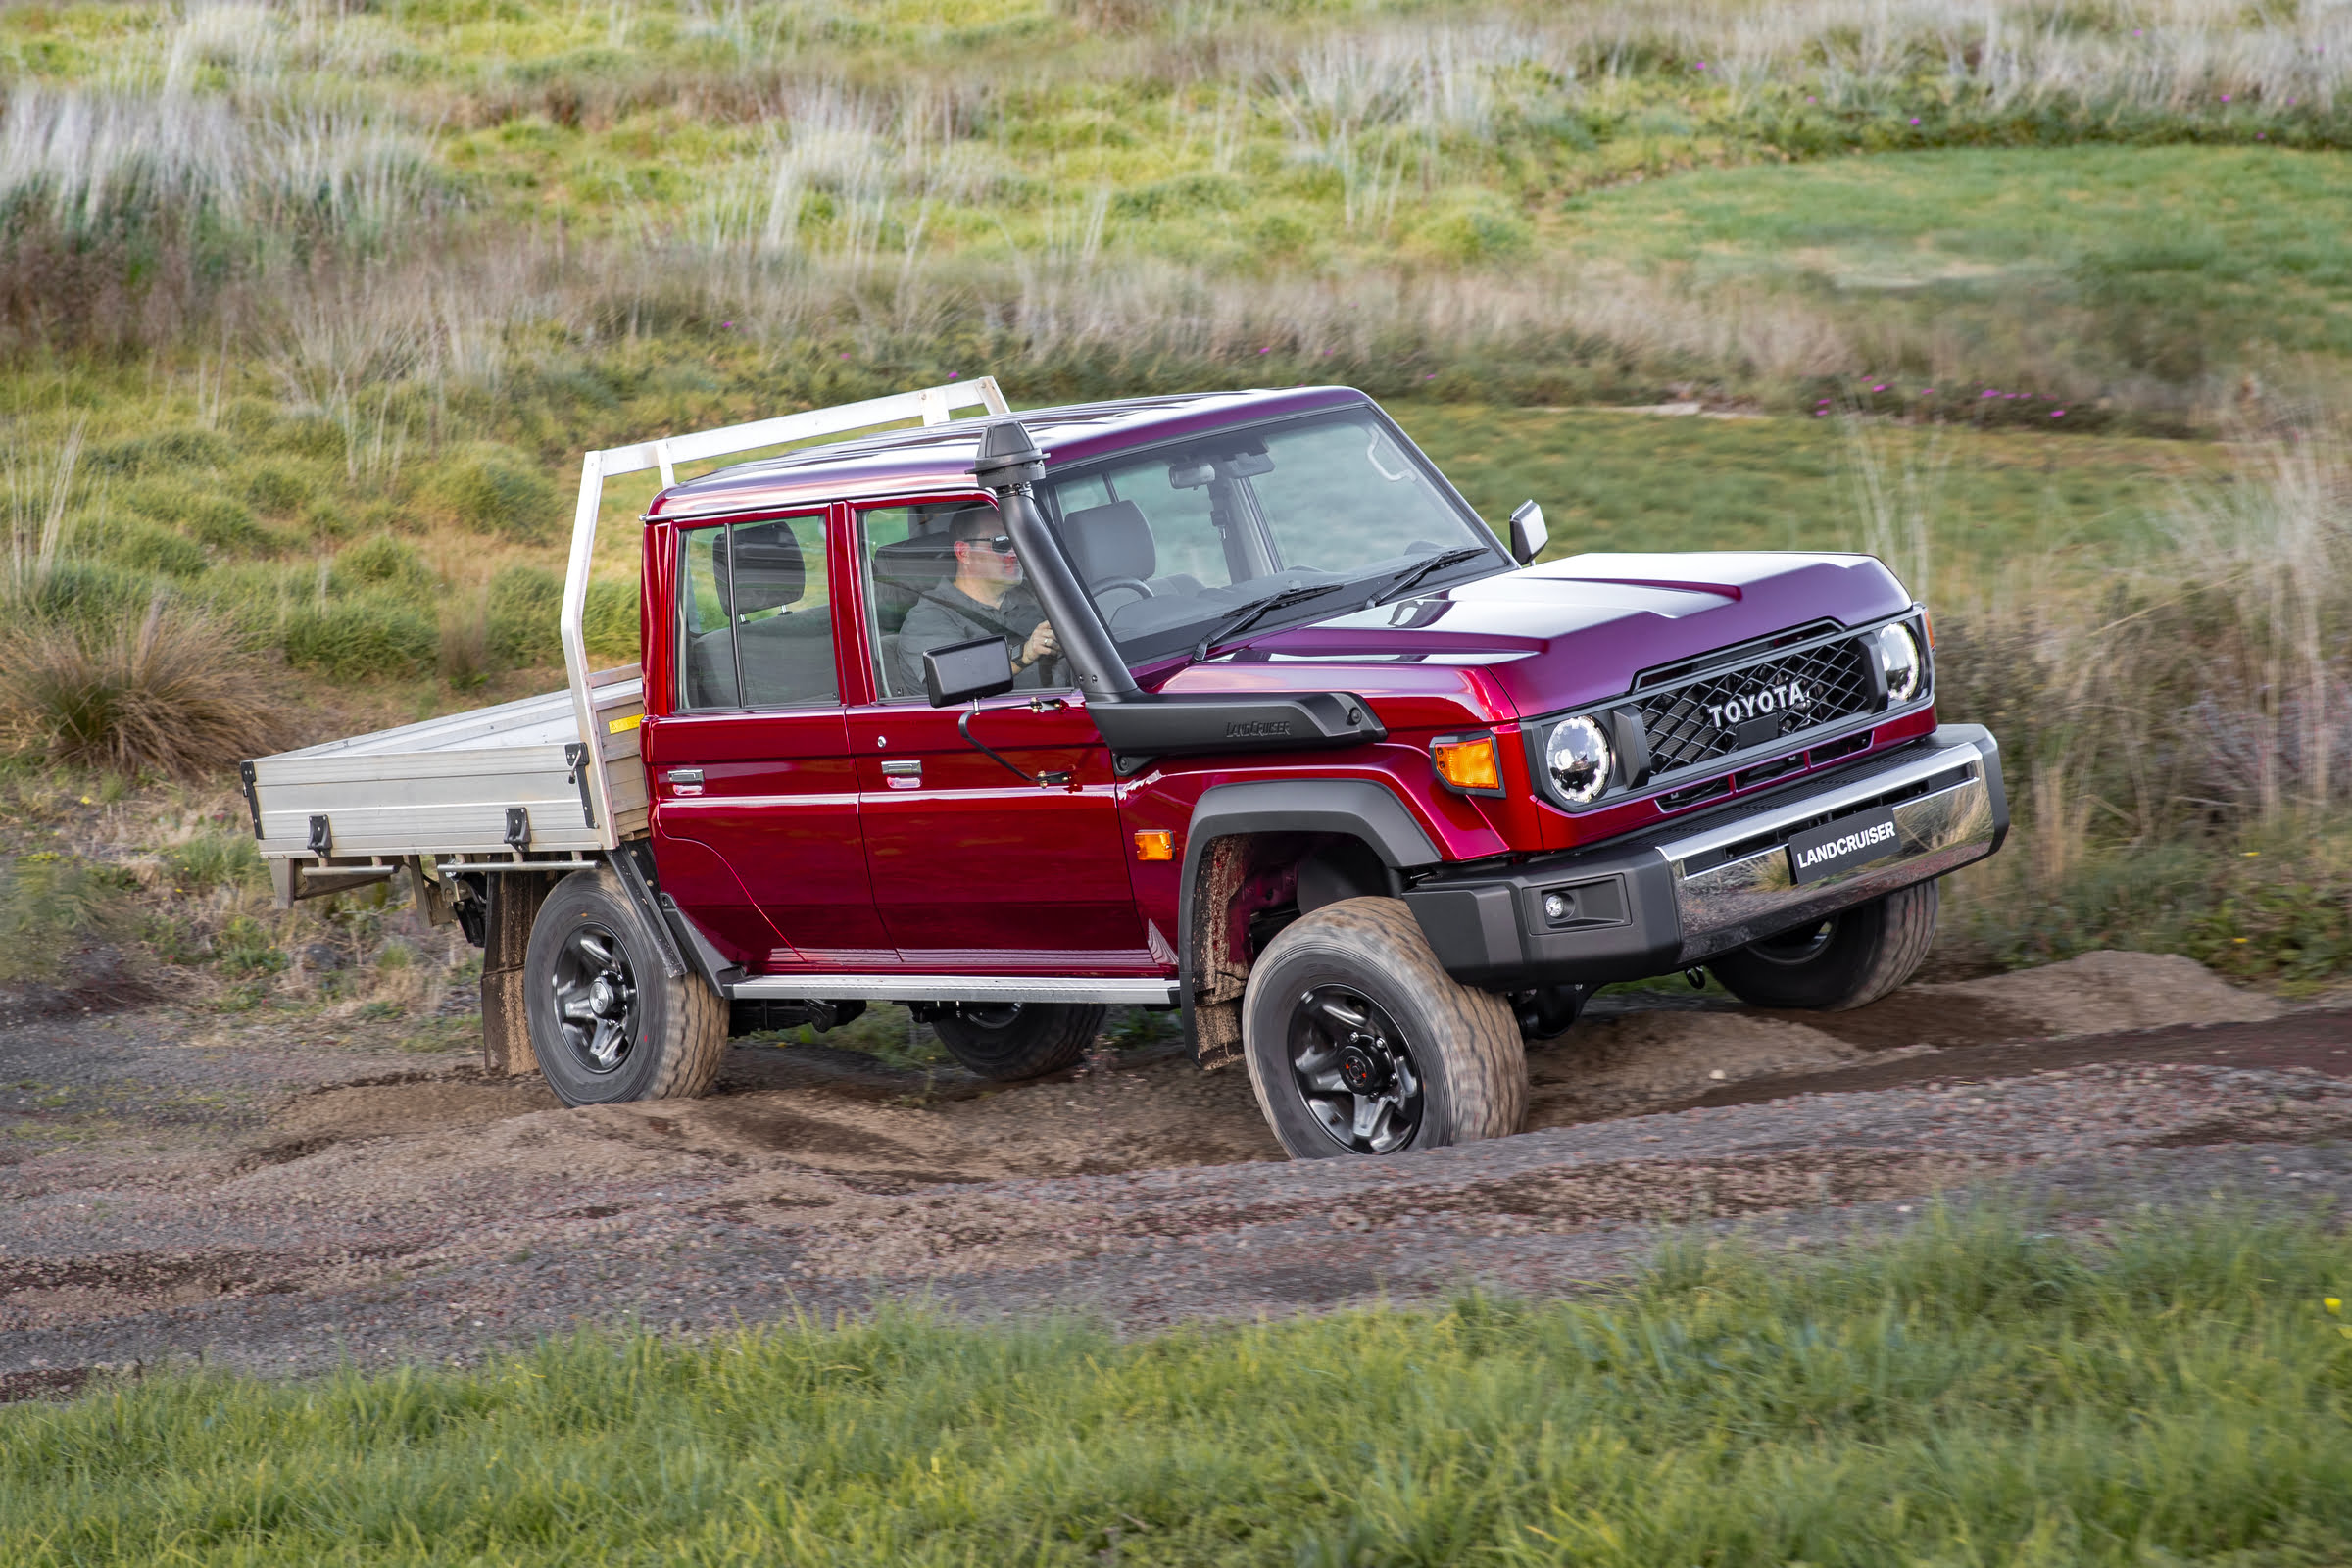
left=1545, top=715, right=1614, bottom=804
left=1543, top=891, right=1574, bottom=922
left=1875, top=622, right=1923, bottom=704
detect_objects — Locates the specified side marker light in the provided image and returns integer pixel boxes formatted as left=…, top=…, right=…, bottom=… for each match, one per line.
left=1133, top=829, right=1176, bottom=861
left=1431, top=734, right=1502, bottom=794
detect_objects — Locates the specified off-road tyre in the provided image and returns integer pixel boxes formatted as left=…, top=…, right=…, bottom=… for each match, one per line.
left=1242, top=897, right=1526, bottom=1160
left=1708, top=880, right=1939, bottom=1011
left=524, top=867, right=726, bottom=1106
left=930, top=1003, right=1104, bottom=1081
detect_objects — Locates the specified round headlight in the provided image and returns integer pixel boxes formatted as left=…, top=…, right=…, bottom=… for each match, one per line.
left=1875, top=622, right=1922, bottom=704
left=1546, top=715, right=1614, bottom=804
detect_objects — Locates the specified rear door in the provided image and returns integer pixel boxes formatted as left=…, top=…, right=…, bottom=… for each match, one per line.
left=645, top=508, right=893, bottom=971
left=846, top=498, right=1161, bottom=974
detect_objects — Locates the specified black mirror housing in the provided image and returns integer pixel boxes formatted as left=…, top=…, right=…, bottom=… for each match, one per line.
left=922, top=635, right=1016, bottom=707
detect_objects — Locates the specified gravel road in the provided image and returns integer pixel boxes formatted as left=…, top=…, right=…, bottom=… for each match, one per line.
left=3, top=950, right=2346, bottom=1398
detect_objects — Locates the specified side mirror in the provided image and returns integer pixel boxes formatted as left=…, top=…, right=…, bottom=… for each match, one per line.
left=1508, top=500, right=1548, bottom=566
left=922, top=635, right=1016, bottom=708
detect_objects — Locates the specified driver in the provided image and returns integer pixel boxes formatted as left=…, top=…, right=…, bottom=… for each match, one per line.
left=895, top=506, right=1061, bottom=694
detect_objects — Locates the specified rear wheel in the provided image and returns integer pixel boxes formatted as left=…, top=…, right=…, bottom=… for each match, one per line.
left=1708, top=880, right=1939, bottom=1011
left=1242, top=898, right=1525, bottom=1160
left=524, top=867, right=725, bottom=1105
left=929, top=1002, right=1104, bottom=1081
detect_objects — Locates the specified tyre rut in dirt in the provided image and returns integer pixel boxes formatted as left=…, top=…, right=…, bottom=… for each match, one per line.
left=1708, top=879, right=1940, bottom=1011
left=930, top=1002, right=1104, bottom=1081
left=1242, top=897, right=1525, bottom=1160
left=524, top=867, right=725, bottom=1105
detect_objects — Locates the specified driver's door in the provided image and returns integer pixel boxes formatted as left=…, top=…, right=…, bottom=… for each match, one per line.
left=847, top=500, right=1161, bottom=973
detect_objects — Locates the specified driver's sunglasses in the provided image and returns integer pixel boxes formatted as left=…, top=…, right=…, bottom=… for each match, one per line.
left=979, top=535, right=1016, bottom=556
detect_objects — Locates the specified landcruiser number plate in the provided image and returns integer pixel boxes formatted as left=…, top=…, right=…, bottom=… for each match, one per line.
left=1786, top=808, right=1902, bottom=885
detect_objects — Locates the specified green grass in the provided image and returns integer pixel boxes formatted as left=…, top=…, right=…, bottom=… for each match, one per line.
left=1553, top=144, right=2352, bottom=393
left=3, top=1206, right=2349, bottom=1565
left=1396, top=405, right=2224, bottom=585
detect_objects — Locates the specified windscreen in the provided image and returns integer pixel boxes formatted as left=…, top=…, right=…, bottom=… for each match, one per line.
left=1039, top=404, right=1500, bottom=664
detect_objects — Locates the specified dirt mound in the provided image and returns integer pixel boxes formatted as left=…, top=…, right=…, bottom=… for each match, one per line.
left=1918, top=950, right=2281, bottom=1037
left=1531, top=1010, right=1870, bottom=1125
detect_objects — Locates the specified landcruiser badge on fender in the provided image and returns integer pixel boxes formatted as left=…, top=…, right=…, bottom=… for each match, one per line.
left=1786, top=807, right=1902, bottom=885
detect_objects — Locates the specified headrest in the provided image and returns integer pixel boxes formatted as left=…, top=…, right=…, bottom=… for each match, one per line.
left=715, top=521, right=805, bottom=614
left=1061, top=499, right=1155, bottom=585
left=872, top=534, right=958, bottom=593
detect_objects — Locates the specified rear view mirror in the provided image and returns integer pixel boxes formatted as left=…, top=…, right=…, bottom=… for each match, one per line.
left=922, top=635, right=1016, bottom=707
left=1508, top=500, right=1548, bottom=565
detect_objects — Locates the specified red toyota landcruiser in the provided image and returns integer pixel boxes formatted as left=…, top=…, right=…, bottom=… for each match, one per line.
left=252, top=384, right=2006, bottom=1161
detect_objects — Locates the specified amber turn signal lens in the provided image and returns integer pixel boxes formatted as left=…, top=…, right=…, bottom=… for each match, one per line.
left=1431, top=734, right=1501, bottom=793
left=1133, top=829, right=1176, bottom=861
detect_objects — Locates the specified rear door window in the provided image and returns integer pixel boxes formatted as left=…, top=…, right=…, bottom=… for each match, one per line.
left=675, top=514, right=836, bottom=710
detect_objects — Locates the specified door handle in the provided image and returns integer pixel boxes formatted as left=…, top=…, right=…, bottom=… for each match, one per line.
left=880, top=760, right=922, bottom=789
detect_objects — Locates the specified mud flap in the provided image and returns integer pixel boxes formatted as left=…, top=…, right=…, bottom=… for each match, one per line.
left=481, top=871, right=560, bottom=1077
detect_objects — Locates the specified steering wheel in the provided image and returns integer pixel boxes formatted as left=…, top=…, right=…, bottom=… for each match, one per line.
left=1092, top=575, right=1155, bottom=601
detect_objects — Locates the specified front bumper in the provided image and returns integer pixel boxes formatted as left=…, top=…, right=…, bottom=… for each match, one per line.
left=1401, top=725, right=2006, bottom=989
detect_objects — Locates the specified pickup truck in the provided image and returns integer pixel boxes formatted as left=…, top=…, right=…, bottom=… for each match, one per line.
left=244, top=379, right=2007, bottom=1159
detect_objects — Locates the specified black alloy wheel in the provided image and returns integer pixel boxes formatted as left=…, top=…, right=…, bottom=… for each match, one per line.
left=550, top=920, right=640, bottom=1075
left=1288, top=983, right=1425, bottom=1155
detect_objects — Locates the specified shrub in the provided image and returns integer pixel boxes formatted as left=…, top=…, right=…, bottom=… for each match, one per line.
left=583, top=578, right=639, bottom=662
left=85, top=427, right=234, bottom=478
left=0, top=851, right=132, bottom=986
left=243, top=464, right=314, bottom=514
left=103, top=521, right=211, bottom=577
left=0, top=600, right=288, bottom=780
left=282, top=592, right=438, bottom=680
left=485, top=564, right=563, bottom=666
left=331, top=534, right=434, bottom=606
left=123, top=479, right=270, bottom=552
left=163, top=830, right=267, bottom=896
left=439, top=448, right=558, bottom=541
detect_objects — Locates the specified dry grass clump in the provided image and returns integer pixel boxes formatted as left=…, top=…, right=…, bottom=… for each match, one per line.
left=0, top=597, right=291, bottom=780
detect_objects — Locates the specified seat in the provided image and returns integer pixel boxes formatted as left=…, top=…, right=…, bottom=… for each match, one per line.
left=1061, top=499, right=1155, bottom=590
left=685, top=520, right=840, bottom=709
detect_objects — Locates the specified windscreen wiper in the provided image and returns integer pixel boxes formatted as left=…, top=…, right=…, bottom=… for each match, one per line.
left=1368, top=546, right=1494, bottom=609
left=1191, top=581, right=1351, bottom=664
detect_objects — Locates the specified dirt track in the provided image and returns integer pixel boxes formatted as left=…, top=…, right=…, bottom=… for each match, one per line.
left=3, top=950, right=2348, bottom=1397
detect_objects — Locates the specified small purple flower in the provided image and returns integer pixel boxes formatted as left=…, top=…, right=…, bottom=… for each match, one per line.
left=1921, top=388, right=1935, bottom=396
left=2258, top=131, right=2267, bottom=139
left=1258, top=346, right=1271, bottom=354
left=1694, top=61, right=1707, bottom=70
left=1909, top=117, right=1921, bottom=125
left=1983, top=389, right=1999, bottom=398
left=720, top=319, right=734, bottom=328
left=2222, top=93, right=2232, bottom=102
left=2051, top=410, right=2065, bottom=417
left=1871, top=384, right=1886, bottom=392
left=948, top=370, right=958, bottom=379
left=1807, top=95, right=1818, bottom=103
left=840, top=352, right=850, bottom=359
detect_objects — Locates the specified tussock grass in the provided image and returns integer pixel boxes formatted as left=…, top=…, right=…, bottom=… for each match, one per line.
left=0, top=1205, right=2346, bottom=1565
left=0, top=597, right=289, bottom=780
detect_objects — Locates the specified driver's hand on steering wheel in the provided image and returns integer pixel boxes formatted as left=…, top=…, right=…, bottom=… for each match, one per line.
left=1022, top=622, right=1059, bottom=668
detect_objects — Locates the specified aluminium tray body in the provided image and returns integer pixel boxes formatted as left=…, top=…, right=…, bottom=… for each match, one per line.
left=247, top=667, right=647, bottom=862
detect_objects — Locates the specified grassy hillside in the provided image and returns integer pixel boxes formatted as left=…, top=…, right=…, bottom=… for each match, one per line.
left=5, top=0, right=2352, bottom=994
left=3, top=1207, right=2350, bottom=1566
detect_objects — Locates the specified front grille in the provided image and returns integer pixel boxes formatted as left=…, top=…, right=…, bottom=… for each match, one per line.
left=1634, top=635, right=1878, bottom=776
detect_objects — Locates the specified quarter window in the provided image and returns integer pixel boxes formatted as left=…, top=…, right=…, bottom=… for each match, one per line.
left=675, top=514, right=836, bottom=710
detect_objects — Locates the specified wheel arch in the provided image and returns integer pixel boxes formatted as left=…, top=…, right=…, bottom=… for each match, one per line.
left=1177, top=779, right=1442, bottom=1069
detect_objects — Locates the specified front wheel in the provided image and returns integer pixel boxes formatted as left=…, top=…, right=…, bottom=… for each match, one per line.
left=523, top=867, right=726, bottom=1105
left=1242, top=898, right=1526, bottom=1160
left=1708, top=880, right=1939, bottom=1011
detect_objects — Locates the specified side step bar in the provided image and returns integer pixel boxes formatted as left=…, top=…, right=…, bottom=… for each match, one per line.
left=727, top=974, right=1178, bottom=1006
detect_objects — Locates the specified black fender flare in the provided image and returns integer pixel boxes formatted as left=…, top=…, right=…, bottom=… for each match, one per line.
left=1176, top=779, right=1442, bottom=1059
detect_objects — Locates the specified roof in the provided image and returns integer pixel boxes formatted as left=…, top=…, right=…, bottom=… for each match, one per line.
left=644, top=385, right=1367, bottom=521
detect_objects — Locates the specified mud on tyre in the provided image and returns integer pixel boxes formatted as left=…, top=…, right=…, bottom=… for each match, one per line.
left=524, top=867, right=726, bottom=1105
left=1242, top=897, right=1526, bottom=1160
